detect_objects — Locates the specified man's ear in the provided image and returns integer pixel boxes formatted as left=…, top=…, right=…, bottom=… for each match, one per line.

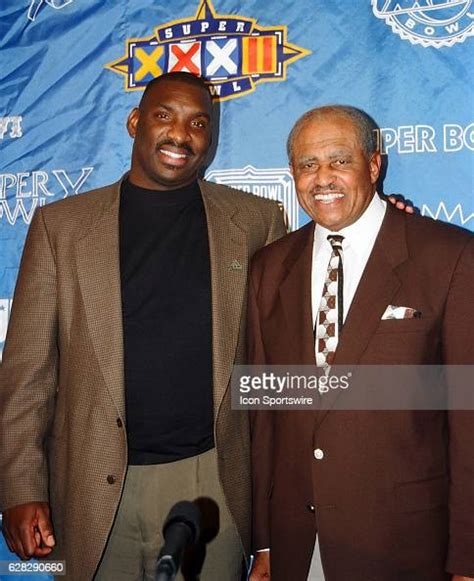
left=126, top=108, right=140, bottom=138
left=369, top=151, right=382, bottom=184
left=289, top=162, right=294, bottom=178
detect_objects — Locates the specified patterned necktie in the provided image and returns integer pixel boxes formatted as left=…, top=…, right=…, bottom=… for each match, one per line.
left=315, top=235, right=344, bottom=370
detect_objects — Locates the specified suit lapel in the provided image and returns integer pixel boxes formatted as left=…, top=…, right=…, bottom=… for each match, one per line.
left=74, top=178, right=250, bottom=422
left=334, top=205, right=408, bottom=364
left=316, top=205, right=409, bottom=426
left=279, top=222, right=316, bottom=365
left=75, top=181, right=125, bottom=419
left=200, top=181, right=249, bottom=417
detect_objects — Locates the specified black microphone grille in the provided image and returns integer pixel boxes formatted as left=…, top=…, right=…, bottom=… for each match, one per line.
left=163, top=500, right=201, bottom=543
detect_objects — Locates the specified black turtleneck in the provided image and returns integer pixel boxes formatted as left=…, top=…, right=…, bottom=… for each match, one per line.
left=119, top=178, right=214, bottom=464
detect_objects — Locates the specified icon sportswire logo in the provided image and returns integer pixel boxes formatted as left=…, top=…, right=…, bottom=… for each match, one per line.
left=106, top=0, right=310, bottom=101
left=372, top=0, right=474, bottom=48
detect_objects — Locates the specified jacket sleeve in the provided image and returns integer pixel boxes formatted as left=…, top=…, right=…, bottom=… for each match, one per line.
left=0, top=208, right=58, bottom=510
left=443, top=236, right=474, bottom=577
left=248, top=251, right=275, bottom=551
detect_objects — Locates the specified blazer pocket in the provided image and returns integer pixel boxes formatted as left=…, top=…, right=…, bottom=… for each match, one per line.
left=395, top=474, right=448, bottom=513
left=375, top=316, right=436, bottom=334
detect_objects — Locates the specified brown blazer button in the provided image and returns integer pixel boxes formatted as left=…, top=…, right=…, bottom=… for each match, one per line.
left=116, top=418, right=123, bottom=428
left=313, top=448, right=324, bottom=460
left=307, top=503, right=315, bottom=513
left=107, top=475, right=116, bottom=484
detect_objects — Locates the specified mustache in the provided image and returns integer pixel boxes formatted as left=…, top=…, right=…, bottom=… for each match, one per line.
left=155, top=139, right=194, bottom=156
left=311, top=183, right=344, bottom=195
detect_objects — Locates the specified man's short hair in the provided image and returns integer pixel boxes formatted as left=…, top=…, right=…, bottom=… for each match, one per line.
left=139, top=72, right=212, bottom=109
left=287, top=105, right=379, bottom=160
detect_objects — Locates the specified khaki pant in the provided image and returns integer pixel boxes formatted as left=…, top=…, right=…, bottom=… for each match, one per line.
left=95, top=448, right=243, bottom=580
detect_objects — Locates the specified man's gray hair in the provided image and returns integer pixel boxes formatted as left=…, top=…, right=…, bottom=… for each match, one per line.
left=286, top=105, right=379, bottom=160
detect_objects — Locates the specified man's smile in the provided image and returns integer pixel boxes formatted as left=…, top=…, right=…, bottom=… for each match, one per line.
left=156, top=144, right=193, bottom=168
left=312, top=192, right=345, bottom=204
left=159, top=149, right=188, bottom=160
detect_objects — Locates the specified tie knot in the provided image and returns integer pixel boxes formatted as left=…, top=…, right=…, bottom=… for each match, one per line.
left=327, top=234, right=344, bottom=251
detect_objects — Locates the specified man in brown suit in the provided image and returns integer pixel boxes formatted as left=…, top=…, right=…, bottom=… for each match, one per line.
left=249, top=106, right=474, bottom=581
left=0, top=72, right=286, bottom=579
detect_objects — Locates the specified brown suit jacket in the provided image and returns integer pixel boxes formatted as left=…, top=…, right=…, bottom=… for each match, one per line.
left=0, top=176, right=286, bottom=580
left=248, top=202, right=474, bottom=581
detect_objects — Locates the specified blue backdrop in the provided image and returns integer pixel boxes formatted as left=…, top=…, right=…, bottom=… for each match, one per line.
left=0, top=0, right=473, bottom=576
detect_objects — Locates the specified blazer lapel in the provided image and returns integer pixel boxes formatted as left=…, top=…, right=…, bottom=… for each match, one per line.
left=75, top=180, right=125, bottom=419
left=200, top=181, right=249, bottom=417
left=335, top=205, right=408, bottom=364
left=316, top=205, right=409, bottom=426
left=279, top=222, right=316, bottom=365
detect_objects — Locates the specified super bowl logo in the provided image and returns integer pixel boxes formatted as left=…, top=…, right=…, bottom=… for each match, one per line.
left=27, top=0, right=74, bottom=22
left=205, top=166, right=298, bottom=231
left=106, top=0, right=310, bottom=101
left=372, top=0, right=474, bottom=48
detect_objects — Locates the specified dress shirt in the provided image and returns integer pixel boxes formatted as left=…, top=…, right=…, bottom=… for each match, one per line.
left=307, top=192, right=386, bottom=581
left=311, top=193, right=387, bottom=327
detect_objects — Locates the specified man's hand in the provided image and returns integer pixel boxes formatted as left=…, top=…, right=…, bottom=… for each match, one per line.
left=2, top=502, right=55, bottom=560
left=250, top=550, right=271, bottom=580
left=452, top=577, right=474, bottom=580
left=387, top=194, right=415, bottom=213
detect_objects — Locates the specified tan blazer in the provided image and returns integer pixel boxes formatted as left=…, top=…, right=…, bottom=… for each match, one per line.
left=248, top=203, right=474, bottom=580
left=0, top=176, right=286, bottom=580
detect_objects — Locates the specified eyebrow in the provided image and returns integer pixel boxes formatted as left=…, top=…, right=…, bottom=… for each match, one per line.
left=295, top=150, right=353, bottom=163
left=328, top=150, right=352, bottom=159
left=296, top=155, right=318, bottom=164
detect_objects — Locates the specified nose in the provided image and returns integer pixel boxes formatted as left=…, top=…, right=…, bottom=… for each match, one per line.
left=314, top=164, right=335, bottom=188
left=167, top=119, right=190, bottom=145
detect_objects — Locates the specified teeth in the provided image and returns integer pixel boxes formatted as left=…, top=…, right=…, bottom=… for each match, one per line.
left=313, top=193, right=344, bottom=202
left=160, top=149, right=188, bottom=159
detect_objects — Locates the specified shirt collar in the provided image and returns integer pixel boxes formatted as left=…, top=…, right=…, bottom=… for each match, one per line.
left=314, top=192, right=387, bottom=256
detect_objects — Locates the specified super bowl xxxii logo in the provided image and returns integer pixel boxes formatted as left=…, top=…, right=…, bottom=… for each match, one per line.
left=372, top=0, right=474, bottom=47
left=106, top=0, right=310, bottom=101
left=206, top=166, right=298, bottom=231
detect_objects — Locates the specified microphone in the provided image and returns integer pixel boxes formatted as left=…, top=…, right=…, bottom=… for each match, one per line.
left=155, top=500, right=201, bottom=581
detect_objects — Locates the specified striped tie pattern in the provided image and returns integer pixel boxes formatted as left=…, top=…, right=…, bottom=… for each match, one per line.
left=315, top=235, right=344, bottom=371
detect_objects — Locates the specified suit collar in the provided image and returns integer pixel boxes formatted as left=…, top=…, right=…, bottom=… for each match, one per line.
left=75, top=176, right=248, bottom=421
left=277, top=205, right=409, bottom=365
left=199, top=179, right=250, bottom=415
left=75, top=178, right=124, bottom=417
left=278, top=222, right=317, bottom=365
left=335, top=203, right=409, bottom=365
left=315, top=204, right=409, bottom=426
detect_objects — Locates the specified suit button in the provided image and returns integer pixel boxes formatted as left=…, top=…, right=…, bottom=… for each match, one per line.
left=116, top=418, right=123, bottom=428
left=307, top=503, right=315, bottom=513
left=313, top=448, right=324, bottom=460
left=107, top=475, right=116, bottom=484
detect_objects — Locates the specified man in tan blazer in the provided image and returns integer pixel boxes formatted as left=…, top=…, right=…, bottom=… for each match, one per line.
left=0, top=72, right=286, bottom=579
left=249, top=106, right=474, bottom=580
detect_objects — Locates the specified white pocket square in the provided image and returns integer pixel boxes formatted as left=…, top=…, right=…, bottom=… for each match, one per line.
left=381, top=305, right=422, bottom=320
